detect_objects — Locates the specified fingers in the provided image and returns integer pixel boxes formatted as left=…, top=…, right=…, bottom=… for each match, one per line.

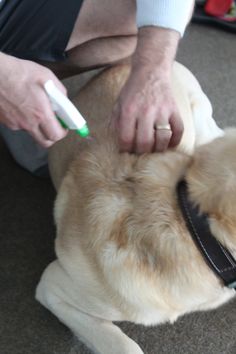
left=149, top=109, right=183, bottom=152
left=169, top=112, right=184, bottom=148
left=30, top=120, right=67, bottom=148
left=135, top=114, right=155, bottom=154
left=154, top=125, right=173, bottom=152
left=28, top=87, right=68, bottom=148
left=112, top=102, right=136, bottom=153
left=38, top=96, right=68, bottom=144
left=110, top=67, right=184, bottom=154
left=38, top=120, right=68, bottom=148
left=113, top=106, right=183, bottom=154
left=29, top=128, right=54, bottom=149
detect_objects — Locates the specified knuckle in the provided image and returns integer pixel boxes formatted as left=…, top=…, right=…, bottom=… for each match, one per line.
left=33, top=110, right=44, bottom=124
left=47, top=130, right=58, bottom=140
left=157, top=106, right=169, bottom=117
left=45, top=133, right=57, bottom=142
left=49, top=130, right=67, bottom=142
left=20, top=121, right=32, bottom=131
left=43, top=67, right=53, bottom=78
left=41, top=140, right=53, bottom=148
left=122, top=103, right=136, bottom=117
left=140, top=106, right=152, bottom=119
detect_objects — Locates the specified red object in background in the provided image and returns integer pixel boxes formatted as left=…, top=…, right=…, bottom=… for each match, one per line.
left=205, top=0, right=233, bottom=16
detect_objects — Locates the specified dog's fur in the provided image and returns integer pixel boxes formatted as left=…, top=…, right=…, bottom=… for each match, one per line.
left=36, top=63, right=235, bottom=354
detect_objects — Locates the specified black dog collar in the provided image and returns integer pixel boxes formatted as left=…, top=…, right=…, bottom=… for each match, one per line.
left=177, top=180, right=236, bottom=290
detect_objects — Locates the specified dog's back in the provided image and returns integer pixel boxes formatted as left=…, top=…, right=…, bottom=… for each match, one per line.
left=49, top=62, right=221, bottom=190
left=48, top=63, right=225, bottom=321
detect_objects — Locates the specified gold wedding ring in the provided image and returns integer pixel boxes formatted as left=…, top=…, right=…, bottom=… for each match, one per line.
left=154, top=124, right=171, bottom=131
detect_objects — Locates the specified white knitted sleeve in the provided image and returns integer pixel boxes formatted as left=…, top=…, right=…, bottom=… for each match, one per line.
left=136, top=0, right=194, bottom=37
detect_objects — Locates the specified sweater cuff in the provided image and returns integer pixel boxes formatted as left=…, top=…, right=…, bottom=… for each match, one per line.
left=136, top=0, right=193, bottom=37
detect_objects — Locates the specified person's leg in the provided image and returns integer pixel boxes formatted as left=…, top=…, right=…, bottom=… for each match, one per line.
left=44, top=0, right=138, bottom=79
left=0, top=125, right=50, bottom=177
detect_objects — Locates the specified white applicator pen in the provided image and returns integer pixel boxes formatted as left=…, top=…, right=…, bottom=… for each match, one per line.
left=44, top=80, right=90, bottom=138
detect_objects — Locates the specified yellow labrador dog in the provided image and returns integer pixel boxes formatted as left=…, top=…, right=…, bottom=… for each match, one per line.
left=36, top=63, right=236, bottom=354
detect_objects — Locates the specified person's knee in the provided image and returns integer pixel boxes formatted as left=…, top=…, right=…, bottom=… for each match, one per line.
left=66, top=35, right=137, bottom=70
left=42, top=35, right=137, bottom=79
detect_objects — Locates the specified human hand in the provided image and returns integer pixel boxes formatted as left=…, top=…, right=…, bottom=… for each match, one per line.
left=0, top=53, right=68, bottom=147
left=111, top=65, right=183, bottom=153
left=111, top=26, right=183, bottom=154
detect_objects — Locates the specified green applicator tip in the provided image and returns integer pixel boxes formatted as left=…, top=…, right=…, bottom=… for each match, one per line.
left=76, top=124, right=90, bottom=138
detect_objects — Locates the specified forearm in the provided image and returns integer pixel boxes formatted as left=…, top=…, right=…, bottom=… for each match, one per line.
left=112, top=1, right=191, bottom=153
left=134, top=0, right=195, bottom=73
left=132, top=26, right=180, bottom=75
